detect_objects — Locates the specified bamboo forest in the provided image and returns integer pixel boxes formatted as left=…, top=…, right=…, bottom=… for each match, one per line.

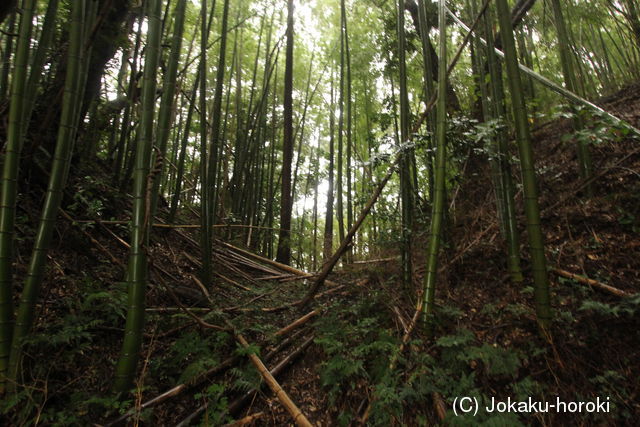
left=1, top=0, right=639, bottom=424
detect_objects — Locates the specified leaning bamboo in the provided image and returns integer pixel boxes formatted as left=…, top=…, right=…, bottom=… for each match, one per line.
left=216, top=240, right=339, bottom=286
left=7, top=0, right=85, bottom=387
left=275, top=310, right=319, bottom=337
left=446, top=6, right=640, bottom=137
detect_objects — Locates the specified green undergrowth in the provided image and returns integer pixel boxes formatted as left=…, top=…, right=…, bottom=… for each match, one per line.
left=312, top=276, right=639, bottom=425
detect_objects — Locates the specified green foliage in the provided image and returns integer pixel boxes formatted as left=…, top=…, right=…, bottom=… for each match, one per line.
left=229, top=365, right=261, bottom=394
left=315, top=294, right=398, bottom=406
left=194, top=383, right=230, bottom=425
left=23, top=277, right=126, bottom=350
left=460, top=344, right=521, bottom=378
left=589, top=370, right=633, bottom=420
left=615, top=206, right=639, bottom=232
left=561, top=105, right=640, bottom=147
left=234, top=342, right=261, bottom=357
left=0, top=277, right=132, bottom=423
left=152, top=329, right=229, bottom=384
left=68, top=175, right=109, bottom=221
left=579, top=295, right=640, bottom=318
left=179, top=357, right=219, bottom=384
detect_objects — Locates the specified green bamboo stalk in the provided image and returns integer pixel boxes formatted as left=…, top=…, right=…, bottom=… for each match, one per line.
left=0, top=0, right=39, bottom=392
left=199, top=0, right=212, bottom=287
left=323, top=69, right=336, bottom=263
left=206, top=0, right=230, bottom=242
left=343, top=1, right=354, bottom=264
left=114, top=0, right=163, bottom=393
left=495, top=0, right=551, bottom=331
left=417, top=0, right=436, bottom=200
left=550, top=0, right=594, bottom=197
left=422, top=0, right=448, bottom=330
left=484, top=4, right=523, bottom=283
left=7, top=0, right=85, bottom=387
left=398, top=0, right=414, bottom=288
left=22, top=0, right=60, bottom=139
left=150, top=0, right=187, bottom=219
left=336, top=9, right=346, bottom=250
left=0, top=13, right=16, bottom=103
left=114, top=17, right=142, bottom=185
left=169, top=76, right=199, bottom=224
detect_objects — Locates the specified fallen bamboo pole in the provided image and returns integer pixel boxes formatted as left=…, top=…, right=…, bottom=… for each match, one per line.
left=67, top=220, right=304, bottom=234
left=351, top=257, right=399, bottom=265
left=216, top=239, right=340, bottom=287
left=275, top=310, right=319, bottom=337
left=216, top=240, right=315, bottom=277
left=551, top=268, right=633, bottom=298
left=103, top=355, right=239, bottom=426
left=108, top=320, right=311, bottom=425
left=228, top=323, right=313, bottom=427
left=227, top=335, right=315, bottom=416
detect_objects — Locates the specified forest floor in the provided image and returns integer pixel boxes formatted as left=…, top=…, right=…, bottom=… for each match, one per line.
left=5, top=83, right=640, bottom=426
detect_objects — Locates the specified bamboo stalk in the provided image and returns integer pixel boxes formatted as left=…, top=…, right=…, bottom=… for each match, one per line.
left=229, top=324, right=313, bottom=427
left=227, top=335, right=315, bottom=416
left=551, top=268, right=633, bottom=298
left=275, top=310, right=319, bottom=337
left=298, top=0, right=490, bottom=309
left=351, top=257, right=398, bottom=264
left=8, top=0, right=86, bottom=387
left=495, top=0, right=552, bottom=331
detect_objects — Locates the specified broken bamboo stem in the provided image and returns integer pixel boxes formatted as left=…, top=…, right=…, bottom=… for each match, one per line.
left=216, top=240, right=311, bottom=275
left=227, top=335, right=315, bottom=416
left=275, top=310, right=319, bottom=337
left=228, top=323, right=313, bottom=427
left=351, top=257, right=399, bottom=264
left=551, top=268, right=633, bottom=297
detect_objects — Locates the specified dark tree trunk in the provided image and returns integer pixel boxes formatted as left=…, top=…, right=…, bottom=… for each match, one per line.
left=276, top=0, right=295, bottom=265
